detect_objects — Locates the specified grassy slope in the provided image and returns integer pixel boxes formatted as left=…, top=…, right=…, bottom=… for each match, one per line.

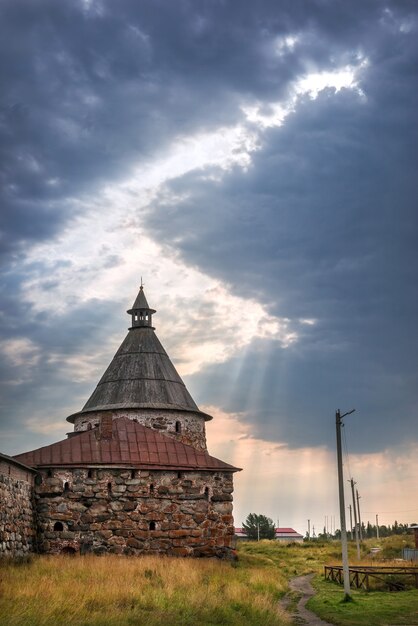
left=0, top=537, right=417, bottom=626
left=0, top=553, right=290, bottom=626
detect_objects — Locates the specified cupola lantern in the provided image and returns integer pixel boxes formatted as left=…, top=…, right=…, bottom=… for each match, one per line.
left=127, top=283, right=156, bottom=329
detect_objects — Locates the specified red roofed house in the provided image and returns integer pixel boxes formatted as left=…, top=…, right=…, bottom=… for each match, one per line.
left=1, top=283, right=241, bottom=558
left=274, top=528, right=304, bottom=542
left=235, top=527, right=303, bottom=542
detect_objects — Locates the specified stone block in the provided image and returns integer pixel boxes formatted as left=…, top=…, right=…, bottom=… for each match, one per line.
left=168, top=547, right=189, bottom=557
left=126, top=538, right=142, bottom=549
left=110, top=501, right=124, bottom=512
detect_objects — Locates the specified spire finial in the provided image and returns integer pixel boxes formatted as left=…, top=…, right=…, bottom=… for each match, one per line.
left=140, top=276, right=144, bottom=289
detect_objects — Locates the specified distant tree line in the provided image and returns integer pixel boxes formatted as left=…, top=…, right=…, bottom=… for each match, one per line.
left=315, top=520, right=416, bottom=541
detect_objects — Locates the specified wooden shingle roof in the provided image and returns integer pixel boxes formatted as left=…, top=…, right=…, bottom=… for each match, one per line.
left=13, top=417, right=240, bottom=472
left=67, top=287, right=212, bottom=423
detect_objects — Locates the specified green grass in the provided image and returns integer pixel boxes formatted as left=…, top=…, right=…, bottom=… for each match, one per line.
left=240, top=537, right=418, bottom=626
left=0, top=537, right=416, bottom=626
left=309, top=576, right=418, bottom=626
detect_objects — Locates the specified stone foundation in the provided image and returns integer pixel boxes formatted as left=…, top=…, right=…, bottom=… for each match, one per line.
left=73, top=409, right=207, bottom=450
left=34, top=468, right=235, bottom=558
left=0, top=457, right=36, bottom=557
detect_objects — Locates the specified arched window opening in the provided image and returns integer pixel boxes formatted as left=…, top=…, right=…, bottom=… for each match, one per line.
left=204, top=487, right=209, bottom=500
left=61, top=546, right=76, bottom=555
left=35, top=474, right=42, bottom=486
left=87, top=469, right=93, bottom=479
left=53, top=521, right=64, bottom=532
left=64, top=482, right=70, bottom=492
left=149, top=484, right=154, bottom=495
left=131, top=469, right=137, bottom=479
left=175, top=421, right=181, bottom=434
left=149, top=521, right=156, bottom=531
left=107, top=482, right=112, bottom=494
left=177, top=471, right=183, bottom=479
left=47, top=469, right=53, bottom=478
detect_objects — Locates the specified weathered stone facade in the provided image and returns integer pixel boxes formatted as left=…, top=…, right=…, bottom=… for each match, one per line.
left=0, top=455, right=36, bottom=557
left=73, top=408, right=207, bottom=450
left=2, top=284, right=240, bottom=559
left=34, top=467, right=234, bottom=557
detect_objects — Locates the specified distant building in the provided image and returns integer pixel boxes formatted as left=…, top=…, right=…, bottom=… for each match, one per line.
left=234, top=527, right=249, bottom=540
left=1, top=283, right=241, bottom=558
left=274, top=527, right=303, bottom=542
left=234, top=527, right=303, bottom=542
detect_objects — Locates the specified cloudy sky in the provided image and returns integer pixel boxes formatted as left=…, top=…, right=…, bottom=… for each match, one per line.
left=1, top=0, right=417, bottom=535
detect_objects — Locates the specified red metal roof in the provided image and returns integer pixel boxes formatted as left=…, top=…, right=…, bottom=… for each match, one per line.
left=13, top=417, right=240, bottom=472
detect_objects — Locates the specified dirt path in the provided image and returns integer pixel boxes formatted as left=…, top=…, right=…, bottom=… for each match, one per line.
left=280, top=573, right=335, bottom=626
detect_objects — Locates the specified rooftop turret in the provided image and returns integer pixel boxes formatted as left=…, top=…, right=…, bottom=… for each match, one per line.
left=127, top=283, right=156, bottom=329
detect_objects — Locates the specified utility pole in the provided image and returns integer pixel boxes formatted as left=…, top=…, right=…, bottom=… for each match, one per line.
left=348, top=505, right=353, bottom=540
left=308, top=519, right=311, bottom=540
left=336, top=408, right=355, bottom=599
left=350, top=479, right=360, bottom=559
left=376, top=514, right=379, bottom=539
left=356, top=489, right=363, bottom=542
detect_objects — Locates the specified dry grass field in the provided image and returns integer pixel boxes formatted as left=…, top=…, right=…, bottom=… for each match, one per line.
left=0, top=551, right=290, bottom=626
left=0, top=535, right=417, bottom=626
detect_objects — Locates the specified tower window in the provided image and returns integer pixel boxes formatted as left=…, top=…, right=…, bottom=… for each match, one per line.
left=131, top=469, right=137, bottom=479
left=87, top=469, right=93, bottom=479
left=107, top=482, right=112, bottom=494
left=177, top=471, right=183, bottom=479
left=64, top=482, right=70, bottom=492
left=35, top=474, right=42, bottom=486
left=53, top=521, right=64, bottom=532
left=87, top=423, right=92, bottom=431
left=47, top=469, right=53, bottom=478
left=149, top=521, right=156, bottom=531
left=149, top=484, right=154, bottom=495
left=204, top=487, right=209, bottom=500
left=175, top=421, right=181, bottom=434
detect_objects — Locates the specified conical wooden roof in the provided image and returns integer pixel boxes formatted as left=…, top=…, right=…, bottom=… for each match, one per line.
left=67, top=287, right=212, bottom=423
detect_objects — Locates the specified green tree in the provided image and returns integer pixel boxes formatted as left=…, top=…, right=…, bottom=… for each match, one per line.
left=242, top=513, right=275, bottom=540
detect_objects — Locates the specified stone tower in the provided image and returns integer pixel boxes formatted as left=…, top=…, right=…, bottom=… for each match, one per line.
left=67, top=285, right=211, bottom=450
left=11, top=283, right=240, bottom=557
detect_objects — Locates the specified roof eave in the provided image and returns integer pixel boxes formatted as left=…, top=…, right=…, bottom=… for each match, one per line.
left=66, top=406, right=213, bottom=423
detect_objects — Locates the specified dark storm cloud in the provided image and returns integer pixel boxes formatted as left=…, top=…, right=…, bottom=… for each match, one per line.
left=1, top=0, right=417, bottom=453
left=2, top=0, right=413, bottom=258
left=0, top=288, right=126, bottom=452
left=145, top=12, right=418, bottom=451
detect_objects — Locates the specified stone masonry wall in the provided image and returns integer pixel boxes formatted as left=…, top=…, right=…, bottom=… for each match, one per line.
left=0, top=459, right=36, bottom=557
left=74, top=409, right=207, bottom=450
left=34, top=468, right=235, bottom=558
